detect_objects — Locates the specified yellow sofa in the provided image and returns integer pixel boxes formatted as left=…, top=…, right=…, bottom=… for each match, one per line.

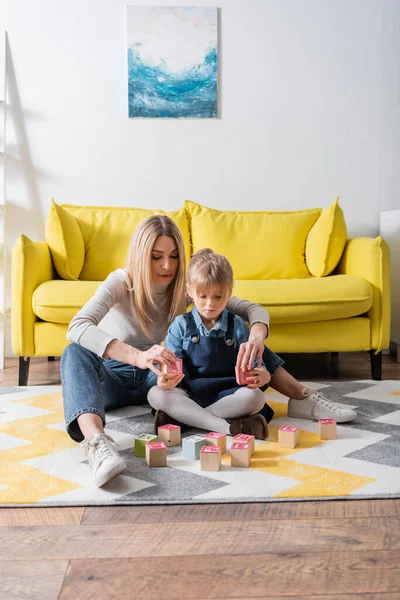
left=11, top=198, right=390, bottom=385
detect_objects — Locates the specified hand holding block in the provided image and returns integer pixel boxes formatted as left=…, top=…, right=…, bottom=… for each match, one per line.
left=205, top=431, right=227, bottom=454
left=230, top=442, right=251, bottom=467
left=318, top=418, right=337, bottom=440
left=158, top=424, right=181, bottom=447
left=200, top=445, right=221, bottom=471
left=146, top=442, right=167, bottom=467
left=233, top=433, right=255, bottom=455
left=182, top=435, right=205, bottom=460
left=235, top=366, right=249, bottom=385
left=162, top=358, right=183, bottom=375
left=134, top=433, right=158, bottom=457
left=278, top=425, right=299, bottom=448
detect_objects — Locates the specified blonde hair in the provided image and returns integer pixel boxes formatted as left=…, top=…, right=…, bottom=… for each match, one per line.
left=126, top=215, right=186, bottom=337
left=187, top=248, right=233, bottom=294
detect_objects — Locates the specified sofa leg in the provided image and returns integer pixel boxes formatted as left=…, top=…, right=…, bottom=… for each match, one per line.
left=48, top=356, right=55, bottom=361
left=369, top=350, right=382, bottom=381
left=18, top=356, right=30, bottom=386
left=331, top=352, right=339, bottom=378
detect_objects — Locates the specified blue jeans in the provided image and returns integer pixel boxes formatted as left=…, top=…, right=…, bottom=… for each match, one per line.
left=61, top=343, right=157, bottom=442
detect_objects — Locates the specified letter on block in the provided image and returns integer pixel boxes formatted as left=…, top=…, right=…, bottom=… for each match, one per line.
left=278, top=425, right=299, bottom=449
left=200, top=445, right=221, bottom=471
left=318, top=418, right=337, bottom=440
left=182, top=435, right=205, bottom=460
left=232, top=433, right=255, bottom=455
left=158, top=424, right=181, bottom=447
left=230, top=442, right=251, bottom=467
left=235, top=366, right=249, bottom=385
left=146, top=442, right=167, bottom=467
left=162, top=358, right=183, bottom=375
left=134, top=433, right=158, bottom=458
left=205, top=431, right=227, bottom=454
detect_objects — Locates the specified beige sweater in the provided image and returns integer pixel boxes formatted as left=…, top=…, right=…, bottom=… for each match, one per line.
left=67, top=268, right=270, bottom=358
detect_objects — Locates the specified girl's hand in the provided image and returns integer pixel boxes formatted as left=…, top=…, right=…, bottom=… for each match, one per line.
left=135, top=345, right=176, bottom=376
left=157, top=373, right=184, bottom=391
left=245, top=367, right=271, bottom=389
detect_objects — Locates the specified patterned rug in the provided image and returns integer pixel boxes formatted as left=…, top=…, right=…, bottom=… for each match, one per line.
left=1, top=381, right=400, bottom=506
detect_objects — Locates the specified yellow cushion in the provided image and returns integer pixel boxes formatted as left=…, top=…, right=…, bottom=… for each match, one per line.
left=61, top=204, right=191, bottom=281
left=306, top=197, right=347, bottom=277
left=33, top=280, right=102, bottom=323
left=185, top=200, right=321, bottom=280
left=233, top=274, right=373, bottom=323
left=45, top=199, right=85, bottom=280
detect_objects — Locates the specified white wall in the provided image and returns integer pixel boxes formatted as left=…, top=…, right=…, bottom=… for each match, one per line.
left=2, top=0, right=400, bottom=351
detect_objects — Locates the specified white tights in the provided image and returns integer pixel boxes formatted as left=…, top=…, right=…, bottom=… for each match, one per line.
left=147, top=385, right=266, bottom=435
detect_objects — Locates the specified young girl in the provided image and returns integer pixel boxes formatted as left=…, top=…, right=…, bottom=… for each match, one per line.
left=148, top=249, right=280, bottom=439
left=62, top=217, right=271, bottom=486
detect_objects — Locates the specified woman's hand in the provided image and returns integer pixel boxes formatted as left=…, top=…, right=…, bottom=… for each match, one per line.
left=236, top=323, right=268, bottom=371
left=157, top=373, right=185, bottom=390
left=244, top=367, right=271, bottom=390
left=135, top=345, right=176, bottom=376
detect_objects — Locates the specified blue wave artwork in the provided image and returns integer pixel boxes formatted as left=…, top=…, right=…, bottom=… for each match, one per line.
left=126, top=7, right=218, bottom=119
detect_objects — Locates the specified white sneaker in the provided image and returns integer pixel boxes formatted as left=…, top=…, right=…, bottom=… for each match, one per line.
left=287, top=390, right=357, bottom=423
left=81, top=433, right=127, bottom=487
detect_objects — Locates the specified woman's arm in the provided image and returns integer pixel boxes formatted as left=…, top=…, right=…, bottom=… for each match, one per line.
left=227, top=296, right=270, bottom=369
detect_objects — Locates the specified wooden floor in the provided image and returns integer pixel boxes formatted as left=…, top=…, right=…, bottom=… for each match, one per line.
left=1, top=352, right=400, bottom=599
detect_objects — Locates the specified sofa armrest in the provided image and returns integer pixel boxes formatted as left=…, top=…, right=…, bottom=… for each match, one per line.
left=11, top=235, right=56, bottom=356
left=337, top=237, right=390, bottom=352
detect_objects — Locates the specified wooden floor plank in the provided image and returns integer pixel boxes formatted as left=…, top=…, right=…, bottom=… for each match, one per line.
left=82, top=499, right=400, bottom=525
left=1, top=516, right=400, bottom=560
left=0, top=507, right=85, bottom=527
left=59, top=550, right=400, bottom=599
left=0, top=560, right=69, bottom=600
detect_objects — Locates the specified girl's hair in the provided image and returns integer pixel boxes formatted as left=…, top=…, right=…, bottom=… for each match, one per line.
left=126, top=215, right=186, bottom=337
left=187, top=248, right=233, bottom=293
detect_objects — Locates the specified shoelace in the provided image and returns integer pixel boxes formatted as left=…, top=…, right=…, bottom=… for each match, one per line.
left=82, top=434, right=118, bottom=462
left=312, top=392, right=340, bottom=412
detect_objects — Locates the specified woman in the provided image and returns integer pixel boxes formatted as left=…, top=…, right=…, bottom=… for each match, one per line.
left=61, top=215, right=271, bottom=487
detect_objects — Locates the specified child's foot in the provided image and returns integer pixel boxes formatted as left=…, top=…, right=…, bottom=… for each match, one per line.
left=81, top=433, right=127, bottom=487
left=228, top=414, right=268, bottom=440
left=287, top=390, right=357, bottom=423
left=154, top=409, right=187, bottom=434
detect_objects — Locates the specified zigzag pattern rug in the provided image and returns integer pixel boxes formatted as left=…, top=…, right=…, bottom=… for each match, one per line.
left=1, top=381, right=400, bottom=506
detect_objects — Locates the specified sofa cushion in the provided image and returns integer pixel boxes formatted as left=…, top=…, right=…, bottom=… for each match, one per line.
left=33, top=280, right=101, bottom=323
left=233, top=275, right=373, bottom=323
left=185, top=200, right=321, bottom=280
left=45, top=199, right=85, bottom=280
left=45, top=203, right=191, bottom=281
left=306, top=197, right=347, bottom=277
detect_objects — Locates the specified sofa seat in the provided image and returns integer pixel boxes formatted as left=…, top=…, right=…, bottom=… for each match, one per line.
left=233, top=274, right=373, bottom=323
left=33, top=280, right=102, bottom=323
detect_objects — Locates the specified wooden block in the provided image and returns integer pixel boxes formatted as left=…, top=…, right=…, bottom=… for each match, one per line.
left=157, top=424, right=181, bottom=447
left=182, top=435, right=205, bottom=460
left=200, top=445, right=221, bottom=471
left=162, top=358, right=183, bottom=375
left=235, top=366, right=249, bottom=385
left=145, top=442, right=167, bottom=467
left=278, top=425, right=299, bottom=449
left=318, top=418, right=337, bottom=440
left=205, top=432, right=227, bottom=454
left=232, top=433, right=256, bottom=455
left=230, top=442, right=251, bottom=467
left=134, top=433, right=158, bottom=458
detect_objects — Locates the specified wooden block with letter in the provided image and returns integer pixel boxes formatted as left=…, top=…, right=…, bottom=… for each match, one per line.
left=162, top=358, right=183, bottom=375
left=200, top=445, right=221, bottom=471
left=230, top=442, right=251, bottom=467
left=134, top=433, right=158, bottom=458
left=318, top=418, right=337, bottom=440
left=145, top=441, right=167, bottom=467
left=205, top=431, right=227, bottom=454
left=157, top=424, right=181, bottom=447
left=235, top=366, right=249, bottom=385
left=182, top=435, right=205, bottom=460
left=278, top=425, right=299, bottom=449
left=233, top=433, right=255, bottom=455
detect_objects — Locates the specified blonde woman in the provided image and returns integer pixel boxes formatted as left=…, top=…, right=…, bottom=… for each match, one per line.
left=61, top=215, right=270, bottom=487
